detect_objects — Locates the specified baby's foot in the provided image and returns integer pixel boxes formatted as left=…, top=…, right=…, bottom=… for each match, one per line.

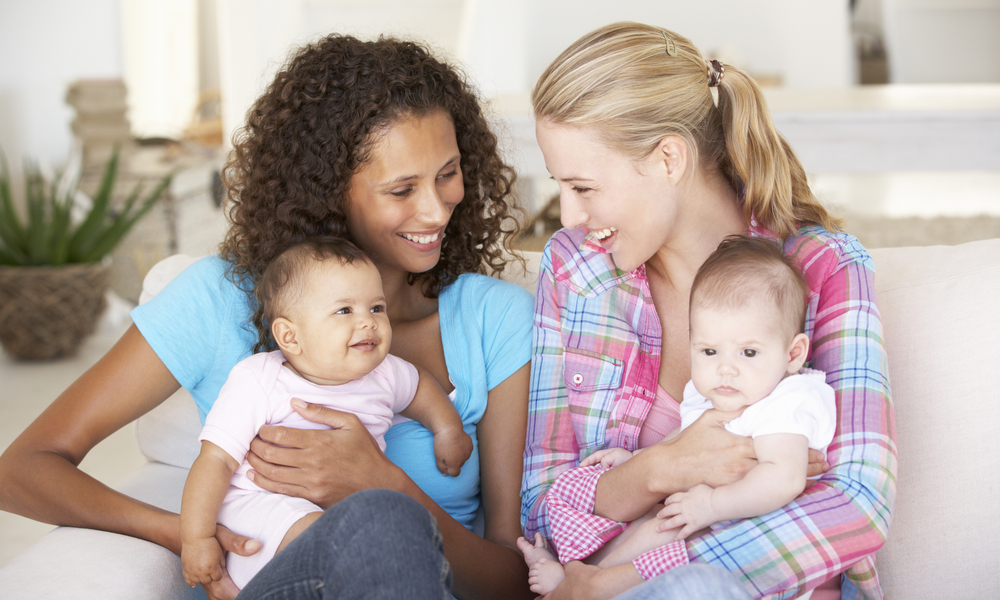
left=527, top=557, right=566, bottom=596
left=516, top=532, right=556, bottom=568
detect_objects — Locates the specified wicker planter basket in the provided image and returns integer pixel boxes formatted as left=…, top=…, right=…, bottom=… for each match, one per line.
left=0, top=261, right=111, bottom=361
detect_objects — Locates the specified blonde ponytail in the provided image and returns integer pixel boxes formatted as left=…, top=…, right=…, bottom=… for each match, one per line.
left=532, top=21, right=840, bottom=238
left=716, top=68, right=840, bottom=236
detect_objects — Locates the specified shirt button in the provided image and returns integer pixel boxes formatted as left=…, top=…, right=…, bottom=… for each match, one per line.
left=572, top=373, right=584, bottom=385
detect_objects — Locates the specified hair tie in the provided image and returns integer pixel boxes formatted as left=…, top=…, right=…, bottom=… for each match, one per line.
left=708, top=60, right=725, bottom=87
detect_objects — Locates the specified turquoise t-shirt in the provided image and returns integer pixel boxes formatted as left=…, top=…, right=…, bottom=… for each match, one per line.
left=131, top=255, right=533, bottom=530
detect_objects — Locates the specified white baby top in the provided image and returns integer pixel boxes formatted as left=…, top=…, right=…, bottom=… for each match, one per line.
left=679, top=368, right=837, bottom=455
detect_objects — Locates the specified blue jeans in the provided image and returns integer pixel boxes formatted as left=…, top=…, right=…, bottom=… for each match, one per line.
left=237, top=489, right=452, bottom=599
left=612, top=563, right=753, bottom=600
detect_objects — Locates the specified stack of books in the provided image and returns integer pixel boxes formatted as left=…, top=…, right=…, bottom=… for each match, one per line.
left=65, top=79, right=132, bottom=172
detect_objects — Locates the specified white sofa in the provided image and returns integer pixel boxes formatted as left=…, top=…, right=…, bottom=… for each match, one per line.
left=1, top=240, right=998, bottom=599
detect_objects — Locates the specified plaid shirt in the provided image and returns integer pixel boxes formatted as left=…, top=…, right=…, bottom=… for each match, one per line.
left=521, top=224, right=896, bottom=599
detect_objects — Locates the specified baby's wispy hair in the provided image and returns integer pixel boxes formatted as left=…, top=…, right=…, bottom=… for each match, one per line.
left=690, top=235, right=808, bottom=340
left=252, top=236, right=372, bottom=352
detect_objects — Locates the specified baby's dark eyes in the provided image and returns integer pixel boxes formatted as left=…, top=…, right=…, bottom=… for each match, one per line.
left=702, top=349, right=716, bottom=356
left=336, top=307, right=351, bottom=315
left=371, top=305, right=385, bottom=314
left=742, top=349, right=757, bottom=358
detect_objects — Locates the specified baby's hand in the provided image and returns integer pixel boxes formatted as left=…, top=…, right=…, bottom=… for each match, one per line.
left=433, top=426, right=474, bottom=476
left=580, top=447, right=634, bottom=469
left=181, top=536, right=227, bottom=588
left=656, top=484, right=717, bottom=539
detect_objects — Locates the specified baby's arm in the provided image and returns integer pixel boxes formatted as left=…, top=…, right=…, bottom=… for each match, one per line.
left=180, top=441, right=240, bottom=587
left=580, top=447, right=637, bottom=470
left=658, top=433, right=809, bottom=538
left=399, top=366, right=473, bottom=476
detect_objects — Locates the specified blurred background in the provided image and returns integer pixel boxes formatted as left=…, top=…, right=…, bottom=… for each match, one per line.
left=1, top=0, right=999, bottom=566
left=2, top=0, right=999, bottom=256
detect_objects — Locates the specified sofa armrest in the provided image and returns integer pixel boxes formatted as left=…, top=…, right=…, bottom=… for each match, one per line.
left=0, top=462, right=203, bottom=600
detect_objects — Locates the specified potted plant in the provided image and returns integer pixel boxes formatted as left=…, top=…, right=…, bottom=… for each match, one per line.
left=0, top=148, right=171, bottom=360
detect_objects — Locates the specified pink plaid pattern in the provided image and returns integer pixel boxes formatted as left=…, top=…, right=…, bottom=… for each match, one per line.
left=523, top=224, right=896, bottom=599
left=632, top=540, right=689, bottom=581
left=547, top=465, right=627, bottom=562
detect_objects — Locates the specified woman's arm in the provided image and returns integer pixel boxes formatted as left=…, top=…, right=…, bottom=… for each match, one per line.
left=592, top=411, right=757, bottom=522
left=245, top=364, right=534, bottom=600
left=521, top=250, right=581, bottom=539
left=0, top=325, right=184, bottom=552
left=456, top=361, right=532, bottom=599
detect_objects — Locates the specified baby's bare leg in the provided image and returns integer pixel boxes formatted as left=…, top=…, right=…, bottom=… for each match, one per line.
left=591, top=504, right=681, bottom=568
left=276, top=511, right=323, bottom=554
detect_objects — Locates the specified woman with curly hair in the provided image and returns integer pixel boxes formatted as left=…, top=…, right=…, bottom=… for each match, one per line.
left=0, top=35, right=534, bottom=600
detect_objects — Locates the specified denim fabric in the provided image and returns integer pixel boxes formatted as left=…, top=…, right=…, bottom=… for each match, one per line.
left=612, top=563, right=753, bottom=600
left=238, top=489, right=451, bottom=600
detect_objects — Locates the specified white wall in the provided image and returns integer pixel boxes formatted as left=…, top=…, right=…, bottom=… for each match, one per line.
left=0, top=0, right=122, bottom=167
left=882, top=0, right=1000, bottom=83
left=521, top=0, right=854, bottom=92
left=215, top=0, right=468, bottom=147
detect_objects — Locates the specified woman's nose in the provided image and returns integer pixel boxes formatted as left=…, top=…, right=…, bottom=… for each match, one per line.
left=416, top=186, right=449, bottom=225
left=559, top=190, right=589, bottom=230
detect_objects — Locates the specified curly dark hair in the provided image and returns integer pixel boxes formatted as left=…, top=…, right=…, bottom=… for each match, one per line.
left=219, top=34, right=522, bottom=310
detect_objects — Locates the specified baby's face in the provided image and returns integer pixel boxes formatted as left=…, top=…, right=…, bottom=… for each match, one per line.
left=289, top=259, right=390, bottom=385
left=689, top=301, right=796, bottom=412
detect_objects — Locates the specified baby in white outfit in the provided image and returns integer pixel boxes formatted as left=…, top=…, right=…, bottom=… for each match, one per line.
left=519, top=235, right=836, bottom=595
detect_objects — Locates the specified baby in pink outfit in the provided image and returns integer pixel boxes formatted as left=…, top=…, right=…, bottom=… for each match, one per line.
left=180, top=237, right=473, bottom=591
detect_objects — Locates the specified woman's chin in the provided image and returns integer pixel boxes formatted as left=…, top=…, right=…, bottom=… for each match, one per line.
left=610, top=253, right=641, bottom=273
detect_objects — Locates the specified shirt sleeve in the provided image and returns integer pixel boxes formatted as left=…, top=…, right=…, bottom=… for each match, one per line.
left=199, top=358, right=273, bottom=464
left=521, top=243, right=582, bottom=539
left=479, top=276, right=535, bottom=391
left=686, top=234, right=896, bottom=599
left=130, top=256, right=230, bottom=391
left=380, top=355, right=420, bottom=413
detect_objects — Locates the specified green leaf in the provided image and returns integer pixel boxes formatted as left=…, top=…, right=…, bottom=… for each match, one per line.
left=0, top=245, right=20, bottom=265
left=79, top=172, right=171, bottom=262
left=50, top=186, right=75, bottom=265
left=0, top=145, right=170, bottom=266
left=69, top=146, right=120, bottom=258
left=25, top=165, right=50, bottom=263
left=0, top=152, right=28, bottom=252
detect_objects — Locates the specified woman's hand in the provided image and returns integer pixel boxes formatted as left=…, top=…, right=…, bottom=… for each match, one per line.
left=245, top=399, right=404, bottom=508
left=656, top=409, right=758, bottom=491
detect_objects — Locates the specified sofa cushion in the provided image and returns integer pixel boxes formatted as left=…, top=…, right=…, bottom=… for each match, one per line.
left=0, top=462, right=204, bottom=600
left=871, top=238, right=1000, bottom=599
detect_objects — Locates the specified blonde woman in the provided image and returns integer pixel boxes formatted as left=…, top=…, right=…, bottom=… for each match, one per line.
left=520, top=22, right=895, bottom=600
